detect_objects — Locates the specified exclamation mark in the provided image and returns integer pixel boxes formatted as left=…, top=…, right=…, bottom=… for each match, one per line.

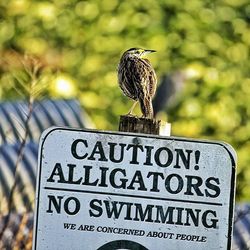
left=194, top=150, right=200, bottom=170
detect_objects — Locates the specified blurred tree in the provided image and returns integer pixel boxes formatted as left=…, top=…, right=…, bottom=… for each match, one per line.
left=0, top=0, right=249, bottom=200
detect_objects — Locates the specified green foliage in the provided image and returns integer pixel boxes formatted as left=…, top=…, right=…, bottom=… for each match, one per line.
left=0, top=0, right=250, bottom=200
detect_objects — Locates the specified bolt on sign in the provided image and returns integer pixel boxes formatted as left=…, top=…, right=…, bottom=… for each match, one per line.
left=33, top=127, right=236, bottom=250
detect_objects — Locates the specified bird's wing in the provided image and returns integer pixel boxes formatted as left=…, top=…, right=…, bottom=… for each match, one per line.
left=129, top=59, right=149, bottom=99
left=118, top=60, right=138, bottom=100
left=128, top=58, right=156, bottom=118
left=130, top=58, right=157, bottom=99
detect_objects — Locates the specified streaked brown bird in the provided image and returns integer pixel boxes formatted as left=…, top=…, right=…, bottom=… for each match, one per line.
left=118, top=48, right=157, bottom=118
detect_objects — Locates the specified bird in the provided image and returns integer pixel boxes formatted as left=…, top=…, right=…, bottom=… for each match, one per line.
left=117, top=48, right=157, bottom=119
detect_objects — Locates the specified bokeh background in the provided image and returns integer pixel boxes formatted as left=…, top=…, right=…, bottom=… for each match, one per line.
left=0, top=0, right=249, bottom=201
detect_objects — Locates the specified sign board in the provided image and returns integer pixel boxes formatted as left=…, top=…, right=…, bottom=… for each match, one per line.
left=33, top=127, right=236, bottom=250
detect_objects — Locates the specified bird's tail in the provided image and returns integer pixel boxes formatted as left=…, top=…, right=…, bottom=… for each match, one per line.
left=139, top=96, right=154, bottom=119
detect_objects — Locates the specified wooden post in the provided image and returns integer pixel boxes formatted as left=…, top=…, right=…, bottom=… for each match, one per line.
left=119, top=115, right=170, bottom=136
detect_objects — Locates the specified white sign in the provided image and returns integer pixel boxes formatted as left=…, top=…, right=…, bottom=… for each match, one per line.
left=33, top=127, right=236, bottom=250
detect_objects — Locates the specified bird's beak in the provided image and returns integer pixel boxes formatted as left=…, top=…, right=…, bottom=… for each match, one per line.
left=142, top=49, right=156, bottom=56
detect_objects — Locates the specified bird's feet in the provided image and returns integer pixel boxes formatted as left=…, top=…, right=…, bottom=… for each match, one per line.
left=126, top=101, right=138, bottom=116
left=126, top=111, right=136, bottom=116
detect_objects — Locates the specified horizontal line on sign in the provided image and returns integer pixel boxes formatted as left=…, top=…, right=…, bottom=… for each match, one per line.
left=44, top=186, right=223, bottom=207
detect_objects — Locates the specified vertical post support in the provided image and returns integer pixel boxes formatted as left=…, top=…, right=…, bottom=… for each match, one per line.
left=118, top=115, right=171, bottom=136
